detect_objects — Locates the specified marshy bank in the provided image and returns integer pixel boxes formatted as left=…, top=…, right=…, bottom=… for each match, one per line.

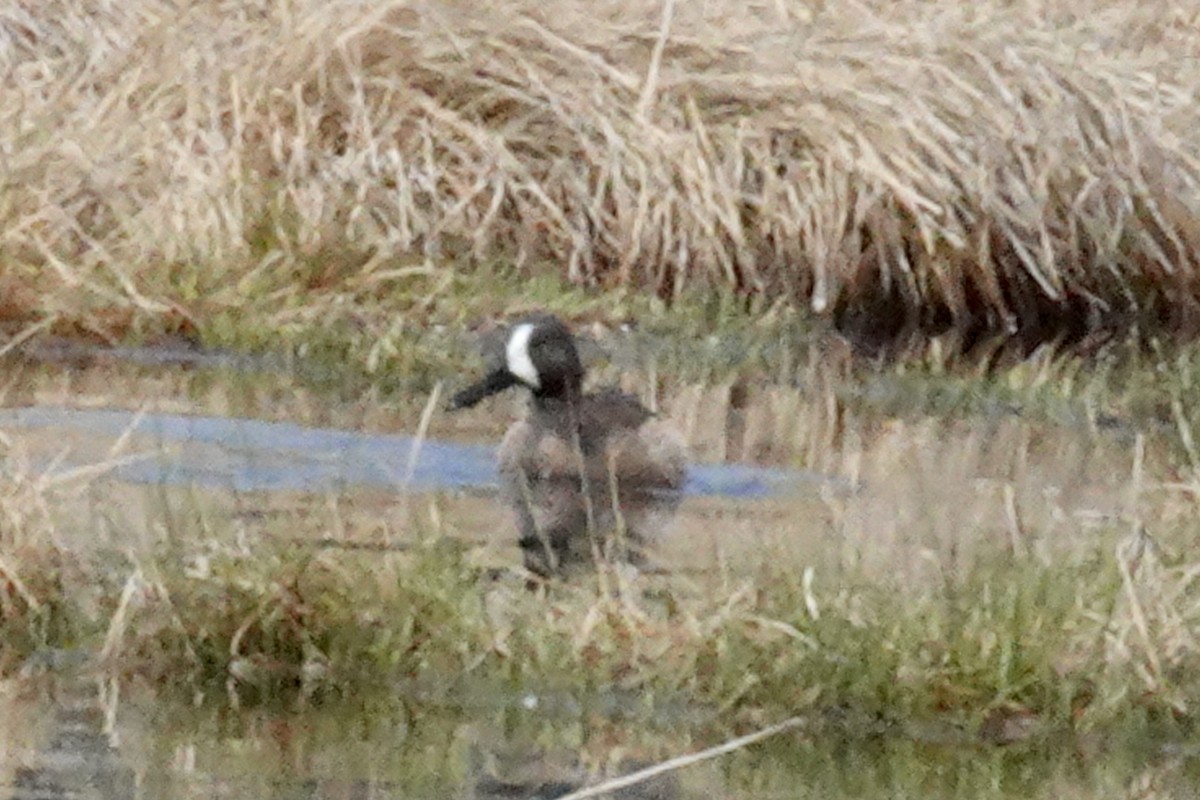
left=3, top=0, right=1200, bottom=795
left=1, top=329, right=1200, bottom=796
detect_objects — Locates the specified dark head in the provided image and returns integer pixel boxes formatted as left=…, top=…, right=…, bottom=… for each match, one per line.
left=448, top=315, right=585, bottom=410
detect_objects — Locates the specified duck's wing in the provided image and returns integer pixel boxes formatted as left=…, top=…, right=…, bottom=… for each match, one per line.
left=577, top=389, right=684, bottom=485
left=604, top=418, right=688, bottom=491
left=596, top=418, right=687, bottom=548
left=579, top=389, right=654, bottom=438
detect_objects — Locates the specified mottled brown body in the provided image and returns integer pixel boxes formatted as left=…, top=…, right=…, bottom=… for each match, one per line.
left=499, top=390, right=687, bottom=576
left=449, top=317, right=688, bottom=577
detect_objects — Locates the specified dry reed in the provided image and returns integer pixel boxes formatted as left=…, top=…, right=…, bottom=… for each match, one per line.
left=1, top=0, right=1199, bottom=345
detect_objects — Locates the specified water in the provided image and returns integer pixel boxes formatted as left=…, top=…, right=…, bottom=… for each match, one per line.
left=1, top=351, right=1196, bottom=799
left=0, top=359, right=851, bottom=799
left=0, top=406, right=843, bottom=499
left=4, top=678, right=1194, bottom=800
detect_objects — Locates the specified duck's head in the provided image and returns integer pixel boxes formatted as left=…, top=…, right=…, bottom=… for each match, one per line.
left=448, top=315, right=584, bottom=410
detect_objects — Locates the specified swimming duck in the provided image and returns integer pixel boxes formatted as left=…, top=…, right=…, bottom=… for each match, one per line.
left=449, top=314, right=687, bottom=577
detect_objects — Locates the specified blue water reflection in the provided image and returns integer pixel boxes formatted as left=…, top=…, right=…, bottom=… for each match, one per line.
left=0, top=407, right=839, bottom=499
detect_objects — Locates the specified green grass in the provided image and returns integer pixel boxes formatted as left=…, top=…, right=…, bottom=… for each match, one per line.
left=2, top=325, right=1200, bottom=794
left=5, top=480, right=1194, bottom=742
left=4, top=1, right=1200, bottom=791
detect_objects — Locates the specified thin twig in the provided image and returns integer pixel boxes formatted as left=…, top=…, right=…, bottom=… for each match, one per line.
left=555, top=715, right=809, bottom=800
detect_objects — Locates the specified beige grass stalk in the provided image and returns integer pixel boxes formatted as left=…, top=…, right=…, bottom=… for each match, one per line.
left=556, top=714, right=808, bottom=800
left=1, top=0, right=1198, bottom=339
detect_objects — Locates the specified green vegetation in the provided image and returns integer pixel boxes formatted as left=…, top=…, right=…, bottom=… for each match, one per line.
left=1, top=485, right=1190, bottom=733
left=5, top=305, right=1200, bottom=797
left=2, top=350, right=1198, bottom=746
left=3, top=0, right=1200, bottom=793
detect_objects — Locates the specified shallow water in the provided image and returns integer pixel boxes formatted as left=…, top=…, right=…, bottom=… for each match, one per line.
left=0, top=406, right=840, bottom=499
left=4, top=675, right=1197, bottom=800
left=0, top=348, right=1194, bottom=798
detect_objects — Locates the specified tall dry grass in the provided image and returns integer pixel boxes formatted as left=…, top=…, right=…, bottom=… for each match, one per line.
left=2, top=0, right=1200, bottom=344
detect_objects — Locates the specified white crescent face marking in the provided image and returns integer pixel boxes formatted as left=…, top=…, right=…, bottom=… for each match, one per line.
left=506, top=323, right=540, bottom=388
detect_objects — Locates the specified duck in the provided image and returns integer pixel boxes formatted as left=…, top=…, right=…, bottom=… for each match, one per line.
left=448, top=314, right=687, bottom=577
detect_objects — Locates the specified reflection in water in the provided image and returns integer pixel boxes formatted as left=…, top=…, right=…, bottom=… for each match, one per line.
left=0, top=406, right=848, bottom=498
left=3, top=678, right=134, bottom=800
left=464, top=731, right=679, bottom=800
left=1, top=356, right=1196, bottom=799
left=5, top=683, right=1196, bottom=800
